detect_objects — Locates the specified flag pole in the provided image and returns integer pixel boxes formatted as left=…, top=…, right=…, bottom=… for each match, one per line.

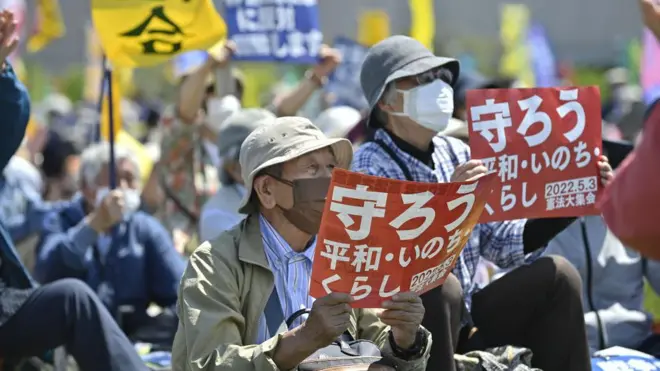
left=94, top=55, right=107, bottom=143
left=104, top=58, right=117, bottom=190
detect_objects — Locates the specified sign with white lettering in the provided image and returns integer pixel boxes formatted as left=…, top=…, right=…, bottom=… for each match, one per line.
left=224, top=0, right=323, bottom=63
left=326, top=37, right=369, bottom=110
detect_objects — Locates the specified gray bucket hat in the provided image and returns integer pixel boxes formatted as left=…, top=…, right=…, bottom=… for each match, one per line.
left=238, top=116, right=353, bottom=214
left=360, top=35, right=460, bottom=127
left=216, top=108, right=276, bottom=161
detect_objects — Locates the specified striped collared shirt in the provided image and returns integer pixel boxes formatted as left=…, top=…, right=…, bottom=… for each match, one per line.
left=352, top=129, right=542, bottom=310
left=256, top=215, right=316, bottom=344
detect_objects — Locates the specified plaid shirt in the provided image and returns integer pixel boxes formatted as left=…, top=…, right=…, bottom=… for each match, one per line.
left=352, top=129, right=541, bottom=309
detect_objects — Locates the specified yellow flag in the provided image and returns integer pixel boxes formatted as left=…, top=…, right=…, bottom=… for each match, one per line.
left=91, top=0, right=227, bottom=68
left=409, top=0, right=435, bottom=51
left=100, top=67, right=122, bottom=140
left=27, top=0, right=65, bottom=53
left=499, top=4, right=534, bottom=87
left=357, top=10, right=390, bottom=46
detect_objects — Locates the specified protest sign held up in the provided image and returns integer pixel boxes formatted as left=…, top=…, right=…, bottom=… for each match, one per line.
left=326, top=37, right=369, bottom=110
left=92, top=0, right=227, bottom=67
left=310, top=169, right=496, bottom=308
left=224, top=0, right=323, bottom=63
left=467, top=86, right=602, bottom=222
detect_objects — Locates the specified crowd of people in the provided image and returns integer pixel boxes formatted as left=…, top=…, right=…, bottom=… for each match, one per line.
left=0, top=0, right=659, bottom=370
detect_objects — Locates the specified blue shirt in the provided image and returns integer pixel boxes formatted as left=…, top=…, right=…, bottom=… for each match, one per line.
left=352, top=129, right=541, bottom=309
left=256, top=215, right=316, bottom=344
left=35, top=196, right=186, bottom=321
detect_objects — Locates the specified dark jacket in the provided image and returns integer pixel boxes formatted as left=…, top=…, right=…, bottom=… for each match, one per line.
left=0, top=63, right=35, bottom=291
left=35, top=196, right=185, bottom=327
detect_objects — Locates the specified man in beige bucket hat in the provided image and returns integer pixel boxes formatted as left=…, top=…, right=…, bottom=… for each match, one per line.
left=172, top=116, right=432, bottom=371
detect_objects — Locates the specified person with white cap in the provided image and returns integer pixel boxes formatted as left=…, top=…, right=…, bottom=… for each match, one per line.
left=199, top=108, right=276, bottom=242
left=352, top=35, right=614, bottom=371
left=313, top=105, right=363, bottom=140
left=173, top=116, right=431, bottom=371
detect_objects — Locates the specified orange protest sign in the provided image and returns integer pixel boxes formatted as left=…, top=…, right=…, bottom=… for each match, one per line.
left=310, top=169, right=496, bottom=308
left=466, top=87, right=602, bottom=222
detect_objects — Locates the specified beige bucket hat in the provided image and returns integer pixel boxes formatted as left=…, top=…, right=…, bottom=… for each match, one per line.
left=238, top=116, right=354, bottom=214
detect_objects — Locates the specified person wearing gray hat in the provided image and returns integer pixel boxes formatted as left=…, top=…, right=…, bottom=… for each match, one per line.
left=199, top=108, right=276, bottom=242
left=173, top=116, right=431, bottom=371
left=352, top=35, right=594, bottom=371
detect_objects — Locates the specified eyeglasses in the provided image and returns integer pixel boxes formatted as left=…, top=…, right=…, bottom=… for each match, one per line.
left=413, top=68, right=446, bottom=86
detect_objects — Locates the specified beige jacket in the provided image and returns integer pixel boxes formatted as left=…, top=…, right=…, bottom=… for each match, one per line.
left=172, top=214, right=431, bottom=371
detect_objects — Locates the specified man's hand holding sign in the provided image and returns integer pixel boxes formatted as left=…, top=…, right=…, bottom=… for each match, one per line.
left=466, top=87, right=613, bottom=222
left=310, top=168, right=496, bottom=309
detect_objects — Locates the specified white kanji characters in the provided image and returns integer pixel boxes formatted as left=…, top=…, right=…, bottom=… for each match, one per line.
left=521, top=182, right=537, bottom=208
left=351, top=245, right=382, bottom=272
left=350, top=276, right=372, bottom=300
left=330, top=185, right=387, bottom=240
left=498, top=154, right=519, bottom=182
left=320, top=240, right=351, bottom=270
left=575, top=193, right=586, bottom=206
left=586, top=192, right=596, bottom=205
left=573, top=141, right=591, bottom=168
left=557, top=89, right=586, bottom=143
left=416, top=236, right=445, bottom=259
left=378, top=275, right=400, bottom=298
left=565, top=194, right=575, bottom=207
left=555, top=196, right=566, bottom=209
left=517, top=95, right=552, bottom=147
left=398, top=247, right=412, bottom=268
left=389, top=191, right=435, bottom=240
left=531, top=152, right=550, bottom=174
left=501, top=185, right=516, bottom=211
left=546, top=197, right=556, bottom=210
left=550, top=146, right=571, bottom=171
left=445, top=182, right=478, bottom=232
left=470, top=99, right=512, bottom=153
left=321, top=274, right=341, bottom=294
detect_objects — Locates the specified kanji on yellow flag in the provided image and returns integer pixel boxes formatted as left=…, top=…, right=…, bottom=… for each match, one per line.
left=409, top=0, right=435, bottom=51
left=91, top=0, right=227, bottom=68
left=100, top=68, right=122, bottom=141
left=27, top=0, right=65, bottom=53
left=357, top=10, right=390, bottom=47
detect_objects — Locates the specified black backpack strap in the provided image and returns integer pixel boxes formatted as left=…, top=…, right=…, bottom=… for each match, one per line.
left=264, top=287, right=286, bottom=337
left=370, top=139, right=414, bottom=181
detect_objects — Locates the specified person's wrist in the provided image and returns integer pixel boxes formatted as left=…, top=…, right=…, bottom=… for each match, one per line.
left=294, top=324, right=324, bottom=352
left=392, top=328, right=417, bottom=349
left=305, top=69, right=328, bottom=87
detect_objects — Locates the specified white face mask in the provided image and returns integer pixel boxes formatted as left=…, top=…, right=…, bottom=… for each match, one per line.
left=391, top=79, right=454, bottom=132
left=95, top=187, right=141, bottom=214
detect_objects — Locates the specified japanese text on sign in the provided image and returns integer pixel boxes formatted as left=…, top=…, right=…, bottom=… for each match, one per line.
left=224, top=0, right=322, bottom=63
left=467, top=87, right=602, bottom=222
left=91, top=0, right=227, bottom=68
left=326, top=37, right=369, bottom=110
left=310, top=169, right=496, bottom=308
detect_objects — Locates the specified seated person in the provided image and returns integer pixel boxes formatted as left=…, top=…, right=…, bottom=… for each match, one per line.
left=199, top=108, right=275, bottom=242
left=545, top=215, right=660, bottom=356
left=35, top=141, right=186, bottom=342
left=173, top=117, right=431, bottom=371
left=0, top=15, right=147, bottom=369
left=545, top=139, right=660, bottom=356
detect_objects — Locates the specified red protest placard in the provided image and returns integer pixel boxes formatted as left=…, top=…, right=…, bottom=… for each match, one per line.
left=309, top=169, right=496, bottom=308
left=466, top=87, right=602, bottom=222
